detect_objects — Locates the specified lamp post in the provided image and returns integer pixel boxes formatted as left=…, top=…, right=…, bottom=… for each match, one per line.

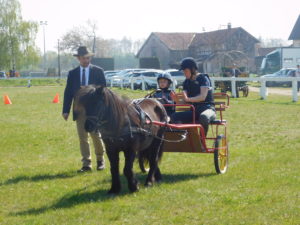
left=57, top=39, right=61, bottom=78
left=40, top=21, right=47, bottom=72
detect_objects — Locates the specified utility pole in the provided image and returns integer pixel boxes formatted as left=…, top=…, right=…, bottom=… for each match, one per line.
left=57, top=39, right=61, bottom=78
left=40, top=21, right=48, bottom=72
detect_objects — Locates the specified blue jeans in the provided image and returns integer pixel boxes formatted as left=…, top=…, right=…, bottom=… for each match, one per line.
left=170, top=108, right=216, bottom=135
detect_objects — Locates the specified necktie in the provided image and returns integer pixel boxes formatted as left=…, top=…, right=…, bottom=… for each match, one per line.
left=82, top=68, right=86, bottom=86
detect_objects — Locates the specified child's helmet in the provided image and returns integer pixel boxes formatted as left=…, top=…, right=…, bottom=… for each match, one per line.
left=157, top=72, right=173, bottom=84
left=180, top=57, right=198, bottom=71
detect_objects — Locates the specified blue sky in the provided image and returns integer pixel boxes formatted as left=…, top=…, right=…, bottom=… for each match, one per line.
left=19, top=0, right=300, bottom=51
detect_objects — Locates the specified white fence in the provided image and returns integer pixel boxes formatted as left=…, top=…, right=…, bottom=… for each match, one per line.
left=108, top=76, right=300, bottom=102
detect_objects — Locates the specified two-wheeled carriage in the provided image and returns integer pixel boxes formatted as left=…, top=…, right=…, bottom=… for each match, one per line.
left=139, top=92, right=230, bottom=174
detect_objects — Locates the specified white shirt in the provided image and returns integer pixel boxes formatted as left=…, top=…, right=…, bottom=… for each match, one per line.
left=80, top=65, right=90, bottom=85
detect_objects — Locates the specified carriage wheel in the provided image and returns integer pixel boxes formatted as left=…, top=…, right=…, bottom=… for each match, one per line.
left=214, top=135, right=229, bottom=174
left=139, top=157, right=149, bottom=173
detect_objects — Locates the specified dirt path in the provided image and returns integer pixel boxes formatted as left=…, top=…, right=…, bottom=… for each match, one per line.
left=249, top=86, right=300, bottom=96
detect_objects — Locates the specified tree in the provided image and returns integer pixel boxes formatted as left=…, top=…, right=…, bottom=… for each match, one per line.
left=60, top=21, right=145, bottom=69
left=259, top=37, right=290, bottom=48
left=0, top=0, right=39, bottom=71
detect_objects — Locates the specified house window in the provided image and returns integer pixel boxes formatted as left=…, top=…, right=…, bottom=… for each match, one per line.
left=151, top=47, right=157, bottom=57
left=199, top=50, right=211, bottom=56
left=283, top=58, right=293, bottom=63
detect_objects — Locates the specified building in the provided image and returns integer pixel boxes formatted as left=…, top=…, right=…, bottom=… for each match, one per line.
left=289, top=15, right=300, bottom=47
left=136, top=32, right=196, bottom=69
left=137, top=25, right=260, bottom=73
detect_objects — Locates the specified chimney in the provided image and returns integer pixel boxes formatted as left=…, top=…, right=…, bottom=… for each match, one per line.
left=227, top=23, right=231, bottom=29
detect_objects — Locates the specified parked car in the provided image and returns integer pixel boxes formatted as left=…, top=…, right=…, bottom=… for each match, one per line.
left=106, top=69, right=147, bottom=87
left=123, top=70, right=163, bottom=90
left=0, top=71, right=6, bottom=78
left=164, top=69, right=185, bottom=87
left=261, top=68, right=296, bottom=87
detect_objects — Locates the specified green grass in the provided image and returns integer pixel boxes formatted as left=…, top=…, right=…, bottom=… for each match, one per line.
left=0, top=86, right=299, bottom=225
left=0, top=78, right=66, bottom=87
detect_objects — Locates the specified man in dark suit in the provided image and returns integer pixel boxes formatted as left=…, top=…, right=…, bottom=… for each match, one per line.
left=62, top=46, right=106, bottom=172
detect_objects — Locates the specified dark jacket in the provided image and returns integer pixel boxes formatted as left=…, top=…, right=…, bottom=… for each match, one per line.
left=62, top=64, right=106, bottom=120
left=152, top=89, right=175, bottom=116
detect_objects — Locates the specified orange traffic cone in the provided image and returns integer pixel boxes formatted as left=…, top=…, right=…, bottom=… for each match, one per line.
left=4, top=95, right=12, bottom=105
left=52, top=93, right=60, bottom=103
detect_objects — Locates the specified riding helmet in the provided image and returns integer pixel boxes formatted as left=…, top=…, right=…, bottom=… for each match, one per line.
left=157, top=72, right=173, bottom=84
left=180, top=57, right=198, bottom=71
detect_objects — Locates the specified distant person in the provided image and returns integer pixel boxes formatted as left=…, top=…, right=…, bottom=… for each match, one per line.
left=170, top=57, right=216, bottom=136
left=27, top=79, right=31, bottom=88
left=62, top=46, right=106, bottom=172
left=150, top=73, right=175, bottom=117
left=231, top=64, right=241, bottom=77
left=296, top=65, right=300, bottom=92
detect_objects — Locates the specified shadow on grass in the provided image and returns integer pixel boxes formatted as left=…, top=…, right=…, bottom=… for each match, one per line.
left=13, top=172, right=214, bottom=216
left=0, top=171, right=79, bottom=186
left=13, top=188, right=114, bottom=216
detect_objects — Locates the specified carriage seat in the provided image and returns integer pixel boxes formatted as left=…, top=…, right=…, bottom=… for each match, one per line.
left=171, top=92, right=230, bottom=125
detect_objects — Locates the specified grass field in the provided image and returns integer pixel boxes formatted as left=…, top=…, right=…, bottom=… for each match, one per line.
left=0, top=85, right=299, bottom=225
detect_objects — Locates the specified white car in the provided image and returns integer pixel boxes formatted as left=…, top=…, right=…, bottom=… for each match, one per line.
left=165, top=69, right=185, bottom=87
left=0, top=71, right=6, bottom=79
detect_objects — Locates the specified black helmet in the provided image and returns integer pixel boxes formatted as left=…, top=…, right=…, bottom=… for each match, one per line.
left=180, top=57, right=198, bottom=71
left=157, top=72, right=173, bottom=84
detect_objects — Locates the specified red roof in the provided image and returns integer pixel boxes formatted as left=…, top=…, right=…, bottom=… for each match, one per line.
left=153, top=32, right=196, bottom=50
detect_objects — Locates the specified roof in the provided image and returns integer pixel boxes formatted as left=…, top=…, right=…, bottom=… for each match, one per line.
left=153, top=32, right=196, bottom=50
left=137, top=28, right=259, bottom=57
left=189, top=27, right=259, bottom=47
left=257, top=47, right=277, bottom=56
left=289, top=15, right=300, bottom=40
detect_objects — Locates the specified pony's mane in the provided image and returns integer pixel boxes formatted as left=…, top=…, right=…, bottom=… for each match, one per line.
left=102, top=88, right=141, bottom=132
left=76, top=86, right=139, bottom=133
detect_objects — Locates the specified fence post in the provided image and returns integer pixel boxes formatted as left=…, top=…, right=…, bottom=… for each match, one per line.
left=211, top=78, right=215, bottom=91
left=131, top=77, right=134, bottom=90
left=231, top=77, right=237, bottom=98
left=142, top=76, right=145, bottom=90
left=292, top=78, right=298, bottom=102
left=120, top=77, right=123, bottom=89
left=260, top=78, right=267, bottom=100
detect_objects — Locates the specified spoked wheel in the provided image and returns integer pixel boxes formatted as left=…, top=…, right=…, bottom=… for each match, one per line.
left=138, top=156, right=149, bottom=173
left=214, top=135, right=229, bottom=174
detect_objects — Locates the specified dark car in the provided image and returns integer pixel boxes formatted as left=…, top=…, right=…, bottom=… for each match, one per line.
left=262, top=68, right=295, bottom=87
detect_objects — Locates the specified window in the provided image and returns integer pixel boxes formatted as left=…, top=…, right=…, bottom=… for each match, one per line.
left=283, top=58, right=293, bottom=63
left=143, top=72, right=156, bottom=77
left=151, top=47, right=157, bottom=57
left=296, top=58, right=300, bottom=63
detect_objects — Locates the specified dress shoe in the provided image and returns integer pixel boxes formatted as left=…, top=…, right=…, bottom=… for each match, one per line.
left=96, top=161, right=105, bottom=170
left=77, top=166, right=92, bottom=173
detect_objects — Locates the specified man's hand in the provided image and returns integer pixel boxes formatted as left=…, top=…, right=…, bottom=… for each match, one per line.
left=62, top=113, right=69, bottom=121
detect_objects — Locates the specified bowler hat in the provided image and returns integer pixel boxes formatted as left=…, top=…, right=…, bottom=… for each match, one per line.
left=73, top=46, right=94, bottom=57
